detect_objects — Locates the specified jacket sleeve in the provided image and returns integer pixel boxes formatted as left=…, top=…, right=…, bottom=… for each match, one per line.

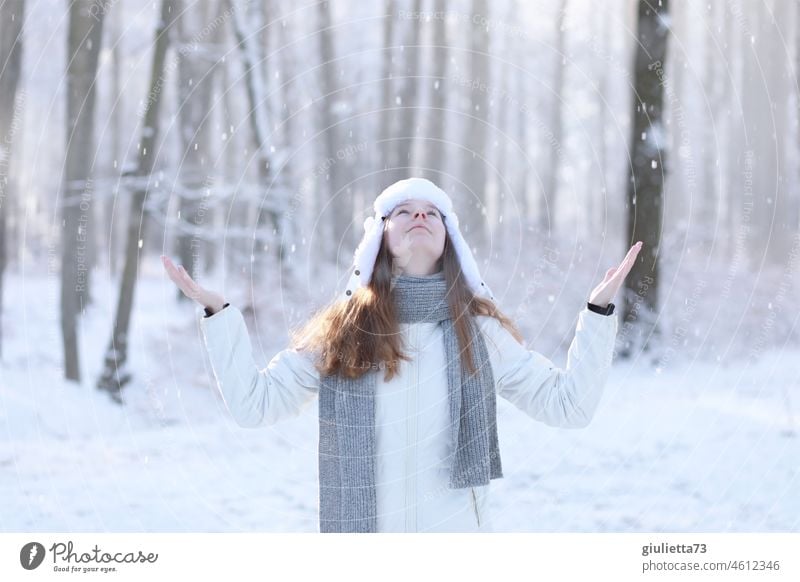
left=199, top=304, right=320, bottom=428
left=476, top=308, right=618, bottom=428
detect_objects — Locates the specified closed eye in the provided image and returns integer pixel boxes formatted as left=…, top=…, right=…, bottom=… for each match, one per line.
left=396, top=209, right=439, bottom=216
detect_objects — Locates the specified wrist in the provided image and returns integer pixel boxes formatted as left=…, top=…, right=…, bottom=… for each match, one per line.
left=204, top=301, right=229, bottom=317
left=587, top=301, right=615, bottom=316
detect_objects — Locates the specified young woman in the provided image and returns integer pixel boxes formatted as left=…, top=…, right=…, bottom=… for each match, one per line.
left=162, top=177, right=642, bottom=533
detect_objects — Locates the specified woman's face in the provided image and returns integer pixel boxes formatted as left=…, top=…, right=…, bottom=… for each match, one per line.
left=384, top=198, right=446, bottom=271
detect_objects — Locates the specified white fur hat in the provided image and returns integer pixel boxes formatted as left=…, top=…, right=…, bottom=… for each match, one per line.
left=340, top=177, right=496, bottom=302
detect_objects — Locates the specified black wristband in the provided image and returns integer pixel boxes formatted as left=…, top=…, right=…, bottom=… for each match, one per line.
left=587, top=301, right=615, bottom=316
left=204, top=302, right=230, bottom=318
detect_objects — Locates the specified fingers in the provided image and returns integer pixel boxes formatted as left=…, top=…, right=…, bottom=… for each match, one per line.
left=604, top=241, right=642, bottom=286
left=623, top=241, right=643, bottom=263
left=161, top=255, right=177, bottom=279
left=614, top=241, right=642, bottom=280
left=161, top=255, right=198, bottom=297
left=162, top=255, right=183, bottom=283
left=163, top=255, right=188, bottom=280
left=181, top=268, right=202, bottom=299
left=621, top=241, right=642, bottom=267
left=591, top=243, right=643, bottom=304
left=627, top=240, right=643, bottom=265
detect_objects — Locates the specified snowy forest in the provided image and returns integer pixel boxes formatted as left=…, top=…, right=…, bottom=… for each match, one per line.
left=1, top=0, right=798, bottom=532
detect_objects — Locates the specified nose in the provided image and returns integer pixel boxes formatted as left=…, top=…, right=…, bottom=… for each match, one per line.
left=413, top=209, right=427, bottom=219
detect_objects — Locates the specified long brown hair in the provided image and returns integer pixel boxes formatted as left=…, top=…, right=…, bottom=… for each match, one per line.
left=289, top=220, right=524, bottom=381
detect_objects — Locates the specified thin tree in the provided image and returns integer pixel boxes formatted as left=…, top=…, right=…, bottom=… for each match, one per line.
left=494, top=0, right=512, bottom=251
left=272, top=0, right=303, bottom=283
left=102, top=2, right=124, bottom=276
left=622, top=0, right=670, bottom=357
left=723, top=0, right=745, bottom=261
left=316, top=0, right=351, bottom=262
left=225, top=0, right=293, bottom=274
left=701, top=1, right=721, bottom=247
left=174, top=0, right=224, bottom=293
left=769, top=0, right=798, bottom=262
left=390, top=0, right=423, bottom=180
left=97, top=0, right=178, bottom=400
left=739, top=2, right=778, bottom=263
left=591, top=2, right=611, bottom=237
left=0, top=0, right=27, bottom=360
left=422, top=0, right=448, bottom=186
left=61, top=0, right=106, bottom=382
left=460, top=0, right=490, bottom=251
left=541, top=0, right=567, bottom=234
left=513, top=12, right=530, bottom=226
left=377, top=0, right=396, bottom=191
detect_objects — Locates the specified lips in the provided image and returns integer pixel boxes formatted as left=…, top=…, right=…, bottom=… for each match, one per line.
left=408, top=224, right=430, bottom=233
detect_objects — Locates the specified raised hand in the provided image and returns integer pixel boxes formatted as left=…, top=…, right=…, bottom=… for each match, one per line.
left=588, top=241, right=643, bottom=308
left=161, top=255, right=226, bottom=314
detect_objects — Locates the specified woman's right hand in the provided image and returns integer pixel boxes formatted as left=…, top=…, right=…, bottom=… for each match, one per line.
left=161, top=255, right=226, bottom=314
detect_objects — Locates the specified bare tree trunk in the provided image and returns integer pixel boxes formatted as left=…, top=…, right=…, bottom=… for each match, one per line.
left=515, top=29, right=530, bottom=224
left=769, top=0, right=799, bottom=261
left=494, top=1, right=514, bottom=251
left=724, top=0, right=746, bottom=261
left=663, top=0, right=686, bottom=236
left=621, top=0, right=670, bottom=358
left=62, top=0, right=105, bottom=382
left=383, top=2, right=401, bottom=182
left=592, top=3, right=611, bottom=238
left=0, top=0, right=26, bottom=360
left=316, top=0, right=351, bottom=263
left=701, top=0, right=720, bottom=251
left=227, top=0, right=292, bottom=276
left=220, top=52, right=246, bottom=271
left=422, top=0, right=448, bottom=186
left=461, top=0, right=491, bottom=251
left=517, top=82, right=530, bottom=224
left=794, top=0, right=800, bottom=245
left=228, top=0, right=273, bottom=272
left=274, top=0, right=302, bottom=283
left=499, top=0, right=529, bottom=235
left=377, top=0, right=396, bottom=192
left=390, top=0, right=423, bottom=179
left=202, top=0, right=228, bottom=277
left=103, top=2, right=123, bottom=277
left=174, top=0, right=223, bottom=298
left=740, top=3, right=774, bottom=263
left=540, top=0, right=567, bottom=234
left=96, top=0, right=177, bottom=400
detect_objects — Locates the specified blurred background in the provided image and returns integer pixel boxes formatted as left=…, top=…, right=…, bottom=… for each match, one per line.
left=0, top=0, right=797, bottom=532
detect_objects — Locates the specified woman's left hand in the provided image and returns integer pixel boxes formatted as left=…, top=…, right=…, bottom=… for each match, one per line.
left=588, top=241, right=643, bottom=308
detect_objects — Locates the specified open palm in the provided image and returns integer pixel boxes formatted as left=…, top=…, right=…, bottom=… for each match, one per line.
left=161, top=255, right=226, bottom=313
left=589, top=241, right=643, bottom=308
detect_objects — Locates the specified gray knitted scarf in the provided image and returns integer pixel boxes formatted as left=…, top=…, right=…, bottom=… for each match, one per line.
left=317, top=270, right=503, bottom=532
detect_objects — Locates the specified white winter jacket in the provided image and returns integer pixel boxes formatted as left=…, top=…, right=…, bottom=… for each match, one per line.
left=200, top=303, right=618, bottom=533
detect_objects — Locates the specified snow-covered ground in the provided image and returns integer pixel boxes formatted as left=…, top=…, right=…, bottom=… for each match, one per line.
left=1, top=259, right=798, bottom=533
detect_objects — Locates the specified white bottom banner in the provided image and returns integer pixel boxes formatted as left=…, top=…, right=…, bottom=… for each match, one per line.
left=1, top=533, right=797, bottom=581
